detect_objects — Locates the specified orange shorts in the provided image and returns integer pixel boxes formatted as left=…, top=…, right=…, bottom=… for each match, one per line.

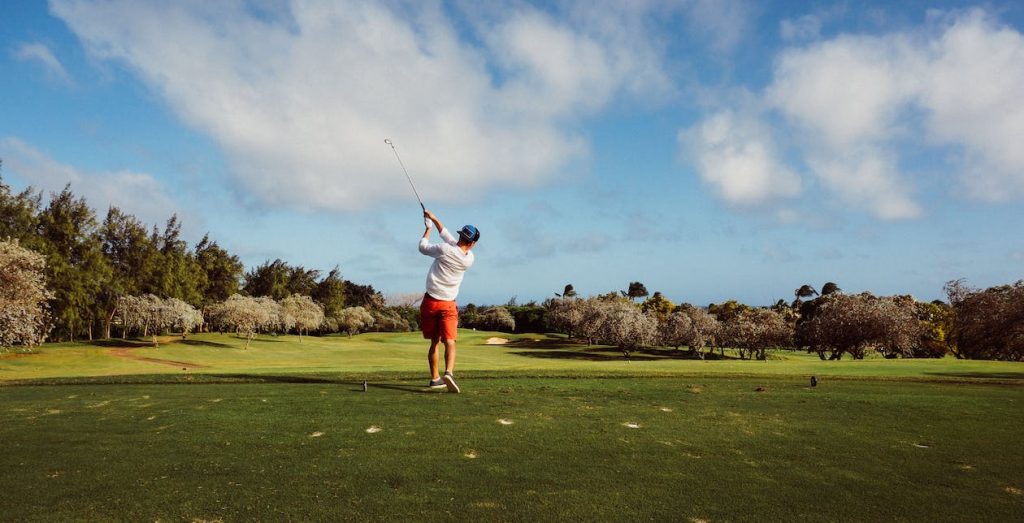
left=420, top=293, right=458, bottom=341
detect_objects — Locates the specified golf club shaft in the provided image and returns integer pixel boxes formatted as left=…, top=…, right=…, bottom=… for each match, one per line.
left=384, top=138, right=425, bottom=211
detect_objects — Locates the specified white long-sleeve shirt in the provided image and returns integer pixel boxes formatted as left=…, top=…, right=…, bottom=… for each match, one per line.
left=419, top=228, right=475, bottom=301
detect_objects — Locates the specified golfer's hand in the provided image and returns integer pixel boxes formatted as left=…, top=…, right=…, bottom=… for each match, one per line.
left=424, top=217, right=433, bottom=230
left=424, top=209, right=443, bottom=232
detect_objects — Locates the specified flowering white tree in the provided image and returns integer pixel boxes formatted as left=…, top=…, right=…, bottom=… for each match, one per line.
left=680, top=305, right=722, bottom=359
left=798, top=293, right=921, bottom=360
left=165, top=298, right=203, bottom=339
left=116, top=295, right=146, bottom=338
left=546, top=297, right=584, bottom=339
left=0, top=240, right=53, bottom=349
left=209, top=294, right=278, bottom=349
left=254, top=296, right=283, bottom=333
left=594, top=299, right=658, bottom=360
left=336, top=306, right=375, bottom=338
left=280, top=294, right=324, bottom=341
left=722, top=308, right=793, bottom=360
left=116, top=294, right=175, bottom=347
left=114, top=295, right=202, bottom=345
left=659, top=310, right=694, bottom=349
left=577, top=297, right=610, bottom=345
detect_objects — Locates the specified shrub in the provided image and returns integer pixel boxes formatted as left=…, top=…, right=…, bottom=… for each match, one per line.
left=545, top=297, right=584, bottom=338
left=797, top=293, right=921, bottom=360
left=371, top=307, right=412, bottom=332
left=721, top=308, right=792, bottom=360
left=336, top=306, right=375, bottom=337
left=477, top=306, right=515, bottom=333
left=945, top=280, right=1024, bottom=361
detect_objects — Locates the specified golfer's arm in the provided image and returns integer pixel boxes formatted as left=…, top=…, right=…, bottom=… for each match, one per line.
left=419, top=236, right=440, bottom=256
left=440, top=227, right=457, bottom=246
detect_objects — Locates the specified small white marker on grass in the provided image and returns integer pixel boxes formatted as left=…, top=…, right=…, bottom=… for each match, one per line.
left=309, top=431, right=325, bottom=438
left=624, top=422, right=641, bottom=429
left=497, top=418, right=514, bottom=425
left=365, top=426, right=382, bottom=434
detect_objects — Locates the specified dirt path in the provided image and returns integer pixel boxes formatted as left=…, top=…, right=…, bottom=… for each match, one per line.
left=107, top=346, right=208, bottom=369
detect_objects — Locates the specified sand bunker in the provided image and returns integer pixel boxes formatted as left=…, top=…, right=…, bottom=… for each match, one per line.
left=485, top=337, right=510, bottom=345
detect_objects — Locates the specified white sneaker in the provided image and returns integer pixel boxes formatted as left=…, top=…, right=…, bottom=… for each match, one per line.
left=442, top=372, right=460, bottom=393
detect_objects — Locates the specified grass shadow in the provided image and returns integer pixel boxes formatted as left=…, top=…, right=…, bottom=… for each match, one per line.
left=503, top=338, right=580, bottom=350
left=507, top=339, right=743, bottom=362
left=88, top=339, right=154, bottom=348
left=180, top=339, right=234, bottom=349
left=924, top=372, right=1024, bottom=380
left=203, top=334, right=289, bottom=344
left=510, top=349, right=659, bottom=362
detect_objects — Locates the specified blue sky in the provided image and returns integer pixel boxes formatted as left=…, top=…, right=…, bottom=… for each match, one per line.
left=2, top=0, right=1022, bottom=306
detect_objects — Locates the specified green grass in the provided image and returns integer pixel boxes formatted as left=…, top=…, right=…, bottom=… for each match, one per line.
left=3, top=330, right=1022, bottom=382
left=2, top=332, right=1023, bottom=520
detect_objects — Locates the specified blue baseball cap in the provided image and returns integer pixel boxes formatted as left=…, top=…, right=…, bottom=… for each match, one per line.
left=458, top=224, right=480, bottom=242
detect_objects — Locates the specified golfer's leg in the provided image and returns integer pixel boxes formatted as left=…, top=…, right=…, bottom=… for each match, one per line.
left=428, top=337, right=441, bottom=379
left=443, top=339, right=456, bottom=375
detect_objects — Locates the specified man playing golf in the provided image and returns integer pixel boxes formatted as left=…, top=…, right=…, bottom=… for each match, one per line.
left=419, top=209, right=479, bottom=393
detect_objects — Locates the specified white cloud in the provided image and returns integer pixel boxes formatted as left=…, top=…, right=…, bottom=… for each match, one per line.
left=0, top=137, right=179, bottom=227
left=767, top=34, right=924, bottom=148
left=919, top=10, right=1024, bottom=201
left=681, top=110, right=801, bottom=207
left=764, top=32, right=925, bottom=219
left=806, top=149, right=922, bottom=219
left=51, top=0, right=677, bottom=212
left=485, top=11, right=624, bottom=118
left=12, top=42, right=73, bottom=84
left=780, top=14, right=822, bottom=42
left=683, top=0, right=753, bottom=54
left=686, top=8, right=1024, bottom=219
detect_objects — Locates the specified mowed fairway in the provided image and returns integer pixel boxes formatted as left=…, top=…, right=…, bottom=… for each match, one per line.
left=2, top=332, right=1023, bottom=521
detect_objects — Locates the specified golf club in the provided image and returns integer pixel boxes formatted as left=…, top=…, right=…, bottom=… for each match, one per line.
left=384, top=138, right=425, bottom=212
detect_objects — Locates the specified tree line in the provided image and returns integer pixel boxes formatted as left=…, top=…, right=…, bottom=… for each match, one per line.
left=0, top=170, right=415, bottom=345
left=2, top=168, right=1019, bottom=360
left=464, top=280, right=1023, bottom=361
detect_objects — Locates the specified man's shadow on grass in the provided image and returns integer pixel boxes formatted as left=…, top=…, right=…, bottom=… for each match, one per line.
left=208, top=374, right=432, bottom=393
